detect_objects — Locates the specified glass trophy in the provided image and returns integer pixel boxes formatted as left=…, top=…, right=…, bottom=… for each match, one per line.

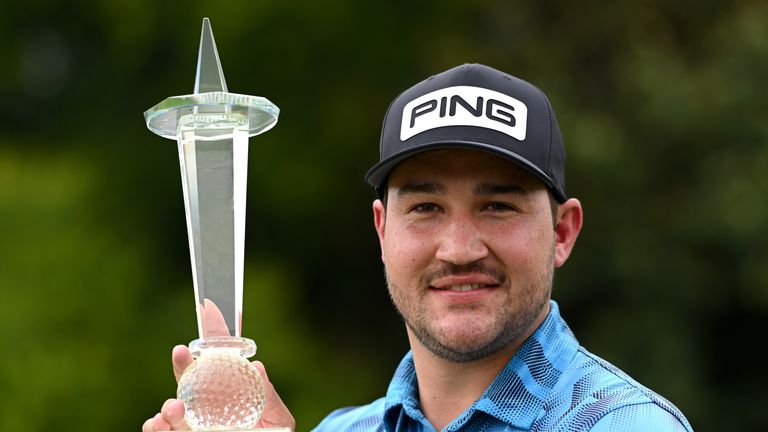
left=144, top=18, right=289, bottom=431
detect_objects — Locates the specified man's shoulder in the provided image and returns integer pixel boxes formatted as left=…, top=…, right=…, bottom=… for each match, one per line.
left=533, top=347, right=693, bottom=431
left=312, top=397, right=387, bottom=432
left=570, top=347, right=687, bottom=411
left=587, top=403, right=693, bottom=431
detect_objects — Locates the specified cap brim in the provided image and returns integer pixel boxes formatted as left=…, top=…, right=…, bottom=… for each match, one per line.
left=365, top=140, right=566, bottom=202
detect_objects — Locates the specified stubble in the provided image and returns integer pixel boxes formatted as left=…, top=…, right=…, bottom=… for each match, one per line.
left=386, top=243, right=555, bottom=363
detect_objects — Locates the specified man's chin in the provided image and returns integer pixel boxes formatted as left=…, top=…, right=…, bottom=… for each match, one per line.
left=426, top=341, right=507, bottom=364
left=433, top=319, right=499, bottom=345
left=415, top=326, right=510, bottom=363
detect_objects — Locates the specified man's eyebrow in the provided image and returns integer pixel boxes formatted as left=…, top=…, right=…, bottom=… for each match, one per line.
left=396, top=182, right=446, bottom=197
left=473, top=183, right=529, bottom=196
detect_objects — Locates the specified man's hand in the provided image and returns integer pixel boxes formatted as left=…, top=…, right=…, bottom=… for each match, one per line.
left=142, top=345, right=295, bottom=431
left=142, top=397, right=187, bottom=431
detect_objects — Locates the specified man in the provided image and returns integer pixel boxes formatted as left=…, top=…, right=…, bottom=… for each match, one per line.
left=143, top=64, right=693, bottom=431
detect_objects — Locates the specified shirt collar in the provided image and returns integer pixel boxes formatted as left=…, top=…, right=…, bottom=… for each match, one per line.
left=383, top=300, right=579, bottom=431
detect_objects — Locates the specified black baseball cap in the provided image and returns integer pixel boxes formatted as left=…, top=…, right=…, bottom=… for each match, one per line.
left=365, top=63, right=567, bottom=202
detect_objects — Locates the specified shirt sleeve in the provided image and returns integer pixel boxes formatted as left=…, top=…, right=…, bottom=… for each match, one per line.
left=589, top=403, right=692, bottom=432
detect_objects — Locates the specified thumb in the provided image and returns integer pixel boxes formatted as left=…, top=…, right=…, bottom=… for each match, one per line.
left=172, top=345, right=194, bottom=383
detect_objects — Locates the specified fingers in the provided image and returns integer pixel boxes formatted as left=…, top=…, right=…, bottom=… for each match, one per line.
left=252, top=361, right=296, bottom=430
left=161, top=399, right=189, bottom=430
left=142, top=413, right=168, bottom=431
left=142, top=399, right=188, bottom=431
left=172, top=345, right=194, bottom=383
left=142, top=398, right=188, bottom=431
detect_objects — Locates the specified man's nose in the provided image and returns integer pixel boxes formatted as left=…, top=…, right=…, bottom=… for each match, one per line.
left=434, top=216, right=489, bottom=265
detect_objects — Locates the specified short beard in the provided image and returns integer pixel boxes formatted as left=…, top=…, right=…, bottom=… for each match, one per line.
left=386, top=245, right=555, bottom=364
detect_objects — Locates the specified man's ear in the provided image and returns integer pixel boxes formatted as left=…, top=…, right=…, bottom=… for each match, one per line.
left=373, top=199, right=386, bottom=254
left=554, top=198, right=583, bottom=268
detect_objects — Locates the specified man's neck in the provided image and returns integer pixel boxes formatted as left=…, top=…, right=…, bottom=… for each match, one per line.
left=407, top=335, right=519, bottom=431
left=406, top=302, right=551, bottom=431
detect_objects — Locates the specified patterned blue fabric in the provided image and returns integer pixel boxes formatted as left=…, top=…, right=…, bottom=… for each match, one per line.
left=313, top=301, right=693, bottom=432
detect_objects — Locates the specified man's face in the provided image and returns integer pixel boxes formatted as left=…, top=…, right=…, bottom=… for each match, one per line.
left=373, top=149, right=579, bottom=363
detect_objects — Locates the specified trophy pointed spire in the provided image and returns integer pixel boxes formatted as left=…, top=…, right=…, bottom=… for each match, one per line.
left=194, top=18, right=228, bottom=94
left=145, top=17, right=279, bottom=139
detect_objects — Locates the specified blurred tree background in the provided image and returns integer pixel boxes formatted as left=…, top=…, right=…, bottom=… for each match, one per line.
left=0, top=0, right=765, bottom=430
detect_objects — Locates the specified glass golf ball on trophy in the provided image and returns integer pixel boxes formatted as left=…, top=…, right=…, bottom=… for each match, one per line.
left=144, top=18, right=288, bottom=431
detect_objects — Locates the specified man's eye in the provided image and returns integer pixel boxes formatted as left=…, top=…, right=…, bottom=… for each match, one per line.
left=412, top=203, right=441, bottom=213
left=484, top=202, right=515, bottom=212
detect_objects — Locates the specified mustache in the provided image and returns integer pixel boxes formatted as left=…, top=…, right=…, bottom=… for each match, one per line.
left=421, top=261, right=508, bottom=286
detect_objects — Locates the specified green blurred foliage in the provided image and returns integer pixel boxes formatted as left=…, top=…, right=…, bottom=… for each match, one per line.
left=0, top=0, right=765, bottom=430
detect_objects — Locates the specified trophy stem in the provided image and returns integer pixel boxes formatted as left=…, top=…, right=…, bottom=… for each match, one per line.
left=177, top=113, right=250, bottom=341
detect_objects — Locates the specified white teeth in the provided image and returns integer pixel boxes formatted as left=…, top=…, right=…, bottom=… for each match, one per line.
left=448, top=283, right=484, bottom=292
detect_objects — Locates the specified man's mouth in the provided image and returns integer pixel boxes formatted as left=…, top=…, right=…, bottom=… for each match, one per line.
left=433, top=283, right=495, bottom=292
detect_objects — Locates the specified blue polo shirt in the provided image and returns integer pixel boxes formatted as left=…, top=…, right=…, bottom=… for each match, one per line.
left=313, top=301, right=693, bottom=431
